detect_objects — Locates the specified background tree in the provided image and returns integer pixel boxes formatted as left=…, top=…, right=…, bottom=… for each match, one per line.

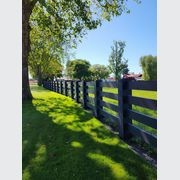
left=140, top=55, right=157, bottom=80
left=108, top=41, right=129, bottom=80
left=29, top=57, right=63, bottom=85
left=23, top=0, right=140, bottom=100
left=28, top=7, right=64, bottom=86
left=122, top=67, right=129, bottom=75
left=90, top=64, right=110, bottom=80
left=66, top=59, right=91, bottom=80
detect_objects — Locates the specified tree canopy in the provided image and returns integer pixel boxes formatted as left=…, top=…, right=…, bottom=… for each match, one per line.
left=140, top=55, right=157, bottom=80
left=30, top=0, right=135, bottom=52
left=66, top=59, right=91, bottom=80
left=23, top=0, right=140, bottom=100
left=90, top=64, right=110, bottom=80
left=108, top=40, right=129, bottom=80
left=28, top=4, right=65, bottom=85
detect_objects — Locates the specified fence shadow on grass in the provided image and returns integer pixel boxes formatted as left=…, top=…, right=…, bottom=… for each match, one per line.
left=23, top=88, right=156, bottom=180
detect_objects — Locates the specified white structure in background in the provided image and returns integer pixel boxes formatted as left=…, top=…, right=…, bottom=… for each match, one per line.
left=28, top=73, right=33, bottom=80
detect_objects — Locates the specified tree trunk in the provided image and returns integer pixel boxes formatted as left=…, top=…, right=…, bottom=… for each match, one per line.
left=22, top=1, right=35, bottom=100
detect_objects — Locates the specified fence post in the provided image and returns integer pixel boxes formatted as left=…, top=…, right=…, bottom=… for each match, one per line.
left=75, top=80, right=80, bottom=103
left=94, top=80, right=102, bottom=119
left=121, top=79, right=132, bottom=139
left=51, top=80, right=53, bottom=91
left=57, top=81, right=60, bottom=93
left=56, top=80, right=58, bottom=92
left=60, top=80, right=63, bottom=94
left=123, top=79, right=132, bottom=138
left=53, top=80, right=55, bottom=91
left=49, top=80, right=51, bottom=90
left=70, top=81, right=74, bottom=99
left=55, top=80, right=57, bottom=92
left=48, top=81, right=50, bottom=90
left=118, top=79, right=125, bottom=139
left=64, top=80, right=68, bottom=96
left=82, top=81, right=88, bottom=109
left=52, top=80, right=55, bottom=91
left=47, top=81, right=49, bottom=89
left=50, top=80, right=53, bottom=90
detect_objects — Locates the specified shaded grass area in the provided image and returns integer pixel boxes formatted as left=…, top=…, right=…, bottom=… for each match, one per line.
left=23, top=85, right=156, bottom=180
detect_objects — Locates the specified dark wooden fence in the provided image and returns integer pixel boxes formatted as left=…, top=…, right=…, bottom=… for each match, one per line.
left=43, top=79, right=157, bottom=147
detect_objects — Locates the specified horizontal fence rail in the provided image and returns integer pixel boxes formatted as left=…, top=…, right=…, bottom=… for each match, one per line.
left=102, top=92, right=118, bottom=100
left=43, top=79, right=157, bottom=148
left=102, top=81, right=118, bottom=88
left=101, top=101, right=119, bottom=112
left=127, top=123, right=157, bottom=146
left=100, top=109, right=119, bottom=123
left=127, top=96, right=157, bottom=110
left=128, top=110, right=157, bottom=129
left=128, top=80, right=157, bottom=91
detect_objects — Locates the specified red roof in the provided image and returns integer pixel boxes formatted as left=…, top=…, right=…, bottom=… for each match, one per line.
left=123, top=73, right=142, bottom=80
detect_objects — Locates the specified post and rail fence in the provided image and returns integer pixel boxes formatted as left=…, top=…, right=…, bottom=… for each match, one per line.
left=43, top=79, right=157, bottom=148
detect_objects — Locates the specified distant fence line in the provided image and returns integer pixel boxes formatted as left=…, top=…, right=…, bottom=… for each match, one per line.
left=42, top=79, right=157, bottom=147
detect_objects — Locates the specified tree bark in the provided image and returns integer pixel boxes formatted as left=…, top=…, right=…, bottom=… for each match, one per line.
left=22, top=0, right=35, bottom=100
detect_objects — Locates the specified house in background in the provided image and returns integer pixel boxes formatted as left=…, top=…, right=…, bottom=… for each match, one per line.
left=106, top=77, right=116, bottom=81
left=106, top=73, right=142, bottom=81
left=123, top=73, right=142, bottom=80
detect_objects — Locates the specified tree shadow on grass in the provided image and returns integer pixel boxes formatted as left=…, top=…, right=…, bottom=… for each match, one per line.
left=23, top=89, right=156, bottom=180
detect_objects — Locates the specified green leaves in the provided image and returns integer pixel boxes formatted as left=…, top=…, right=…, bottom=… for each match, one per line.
left=66, top=59, right=91, bottom=80
left=140, top=55, right=157, bottom=80
left=28, top=0, right=139, bottom=81
left=90, top=64, right=110, bottom=80
left=29, top=8, right=64, bottom=81
left=108, top=40, right=129, bottom=80
left=30, top=0, right=138, bottom=53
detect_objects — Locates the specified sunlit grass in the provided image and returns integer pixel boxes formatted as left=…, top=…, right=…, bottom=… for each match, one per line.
left=87, top=153, right=134, bottom=179
left=22, top=85, right=156, bottom=180
left=71, top=141, right=84, bottom=148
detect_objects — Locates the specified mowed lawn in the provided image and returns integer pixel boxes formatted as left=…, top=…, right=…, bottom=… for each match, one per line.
left=23, top=85, right=156, bottom=180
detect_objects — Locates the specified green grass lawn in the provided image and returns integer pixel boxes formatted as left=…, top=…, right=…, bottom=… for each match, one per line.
left=23, top=85, right=156, bottom=180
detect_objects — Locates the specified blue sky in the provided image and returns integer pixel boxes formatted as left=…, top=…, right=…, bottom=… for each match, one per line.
left=74, top=0, right=157, bottom=73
